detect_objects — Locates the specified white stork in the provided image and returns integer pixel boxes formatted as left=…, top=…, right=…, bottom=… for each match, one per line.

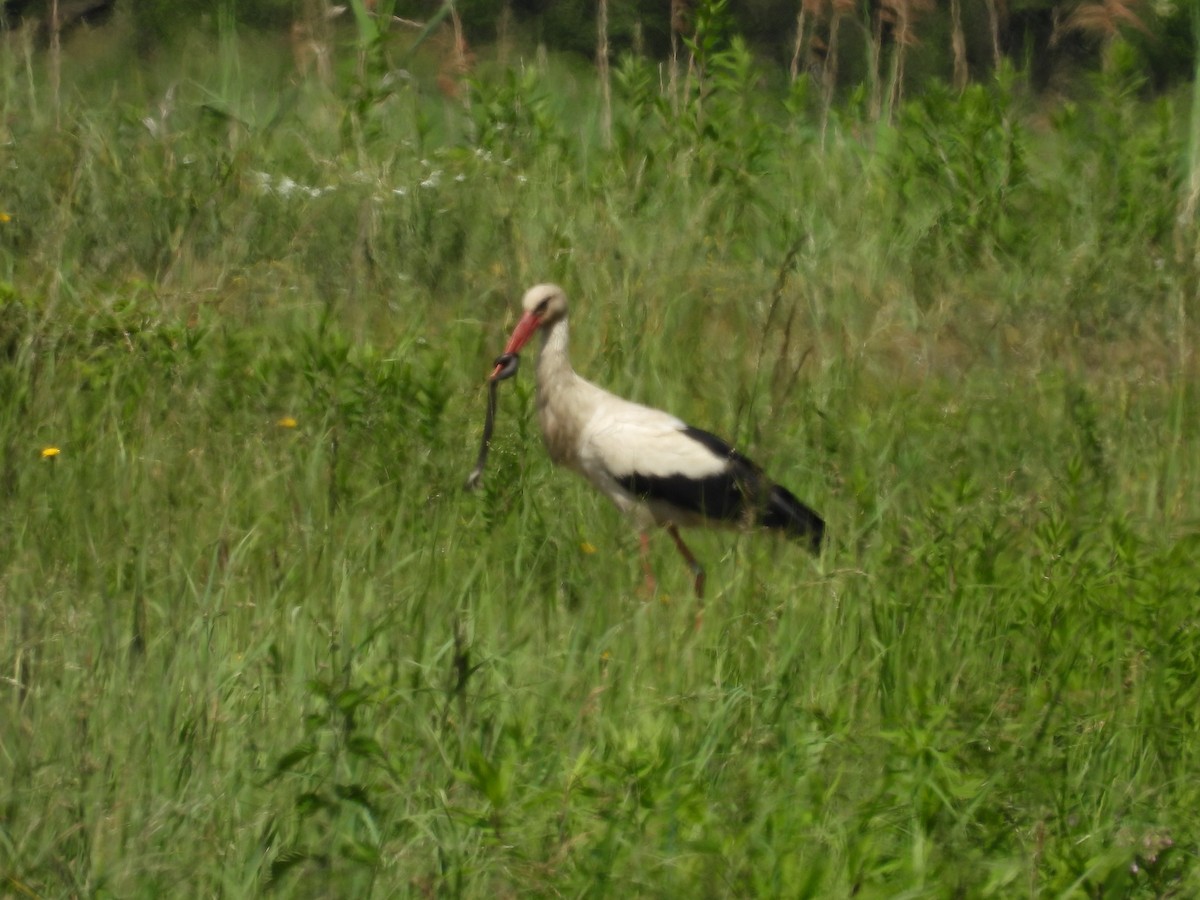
left=493, top=283, right=824, bottom=599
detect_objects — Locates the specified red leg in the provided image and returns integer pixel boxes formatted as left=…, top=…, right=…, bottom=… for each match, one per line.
left=666, top=525, right=705, bottom=600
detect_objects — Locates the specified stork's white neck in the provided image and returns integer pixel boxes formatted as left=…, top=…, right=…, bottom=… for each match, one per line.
left=533, top=316, right=594, bottom=469
left=536, top=316, right=574, bottom=385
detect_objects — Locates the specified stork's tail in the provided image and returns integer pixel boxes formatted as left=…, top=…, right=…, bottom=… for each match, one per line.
left=760, top=483, right=825, bottom=554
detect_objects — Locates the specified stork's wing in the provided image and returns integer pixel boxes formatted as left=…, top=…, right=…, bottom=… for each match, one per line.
left=579, top=400, right=766, bottom=523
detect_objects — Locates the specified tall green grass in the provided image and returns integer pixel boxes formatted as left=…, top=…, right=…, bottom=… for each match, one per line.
left=1, top=20, right=1198, bottom=897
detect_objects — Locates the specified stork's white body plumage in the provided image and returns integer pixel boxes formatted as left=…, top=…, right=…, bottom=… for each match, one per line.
left=535, top=317, right=726, bottom=528
left=497, top=284, right=824, bottom=598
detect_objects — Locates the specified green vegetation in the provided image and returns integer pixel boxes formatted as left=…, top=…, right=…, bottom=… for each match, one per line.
left=2, top=11, right=1199, bottom=898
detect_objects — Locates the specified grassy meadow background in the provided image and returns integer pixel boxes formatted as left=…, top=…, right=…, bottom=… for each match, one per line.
left=3, top=8, right=1200, bottom=897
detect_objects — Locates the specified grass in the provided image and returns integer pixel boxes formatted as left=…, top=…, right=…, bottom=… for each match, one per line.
left=2, top=18, right=1199, bottom=898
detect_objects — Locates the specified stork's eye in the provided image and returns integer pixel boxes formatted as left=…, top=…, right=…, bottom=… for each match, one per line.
left=534, top=298, right=550, bottom=316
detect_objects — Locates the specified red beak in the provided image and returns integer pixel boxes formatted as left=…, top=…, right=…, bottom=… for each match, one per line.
left=489, top=310, right=542, bottom=379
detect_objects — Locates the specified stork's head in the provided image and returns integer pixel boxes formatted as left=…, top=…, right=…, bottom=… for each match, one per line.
left=500, top=283, right=568, bottom=357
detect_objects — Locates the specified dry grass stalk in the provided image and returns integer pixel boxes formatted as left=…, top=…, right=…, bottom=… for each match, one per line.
left=436, top=6, right=473, bottom=102
left=789, top=4, right=807, bottom=84
left=49, top=0, right=61, bottom=127
left=951, top=0, right=968, bottom=91
left=670, top=0, right=689, bottom=114
left=1179, top=18, right=1200, bottom=267
left=983, top=0, right=1004, bottom=72
left=291, top=0, right=334, bottom=84
left=597, top=0, right=612, bottom=148
left=683, top=3, right=702, bottom=115
left=869, top=3, right=884, bottom=120
left=789, top=0, right=827, bottom=84
left=497, top=1, right=512, bottom=66
left=821, top=0, right=854, bottom=145
left=883, top=0, right=933, bottom=116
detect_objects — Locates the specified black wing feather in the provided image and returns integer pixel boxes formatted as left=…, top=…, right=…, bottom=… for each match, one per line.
left=614, top=426, right=824, bottom=552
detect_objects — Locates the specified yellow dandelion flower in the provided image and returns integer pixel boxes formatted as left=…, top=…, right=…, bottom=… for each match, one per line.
left=41, top=447, right=60, bottom=458
left=600, top=650, right=611, bottom=661
left=579, top=541, right=597, bottom=555
left=276, top=416, right=298, bottom=428
left=0, top=212, right=11, bottom=223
